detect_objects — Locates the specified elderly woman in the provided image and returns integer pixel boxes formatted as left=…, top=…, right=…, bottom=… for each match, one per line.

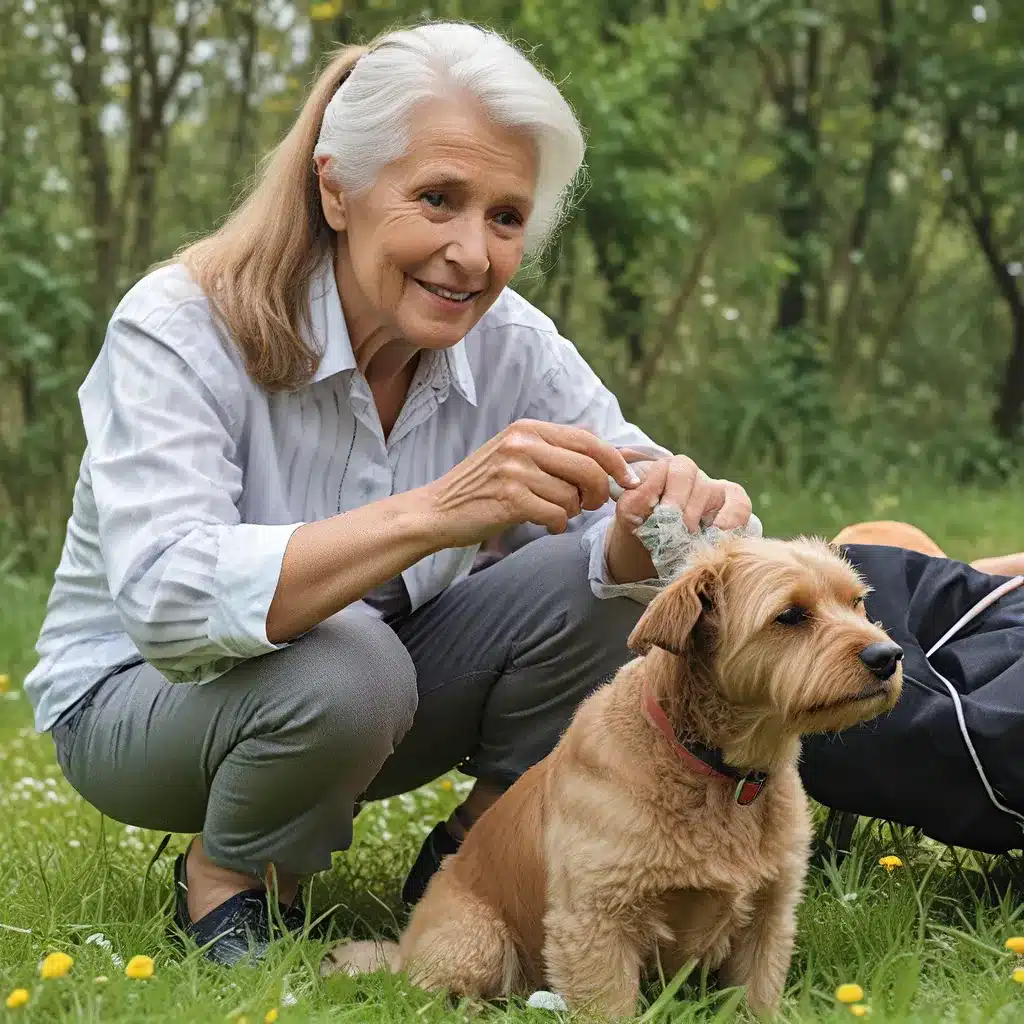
left=25, top=22, right=752, bottom=964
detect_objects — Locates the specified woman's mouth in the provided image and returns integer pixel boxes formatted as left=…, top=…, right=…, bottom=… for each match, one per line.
left=414, top=278, right=479, bottom=304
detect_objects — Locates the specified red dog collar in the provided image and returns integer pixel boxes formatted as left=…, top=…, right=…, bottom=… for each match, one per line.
left=642, top=680, right=768, bottom=805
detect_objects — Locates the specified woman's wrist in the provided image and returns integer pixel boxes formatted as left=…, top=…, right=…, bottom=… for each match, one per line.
left=604, top=518, right=657, bottom=585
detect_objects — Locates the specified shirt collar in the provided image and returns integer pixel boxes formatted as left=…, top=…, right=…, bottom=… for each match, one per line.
left=306, top=258, right=478, bottom=406
left=443, top=340, right=477, bottom=406
left=307, top=259, right=356, bottom=383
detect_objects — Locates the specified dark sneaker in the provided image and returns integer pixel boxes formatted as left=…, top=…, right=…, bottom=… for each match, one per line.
left=171, top=845, right=311, bottom=965
left=401, top=820, right=462, bottom=908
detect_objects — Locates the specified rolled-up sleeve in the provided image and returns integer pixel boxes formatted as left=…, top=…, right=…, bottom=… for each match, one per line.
left=518, top=332, right=672, bottom=604
left=80, top=305, right=304, bottom=683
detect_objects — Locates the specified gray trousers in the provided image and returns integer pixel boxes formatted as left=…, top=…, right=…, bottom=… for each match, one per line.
left=51, top=534, right=642, bottom=877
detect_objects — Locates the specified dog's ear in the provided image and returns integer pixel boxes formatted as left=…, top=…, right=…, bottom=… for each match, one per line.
left=628, top=562, right=719, bottom=657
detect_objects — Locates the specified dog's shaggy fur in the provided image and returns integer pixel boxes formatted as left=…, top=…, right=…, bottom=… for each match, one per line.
left=324, top=537, right=903, bottom=1017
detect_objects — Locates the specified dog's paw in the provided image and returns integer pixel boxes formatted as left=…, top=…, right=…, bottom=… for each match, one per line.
left=320, top=939, right=400, bottom=978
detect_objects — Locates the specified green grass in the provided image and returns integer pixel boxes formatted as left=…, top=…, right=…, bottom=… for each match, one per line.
left=2, top=484, right=1023, bottom=1022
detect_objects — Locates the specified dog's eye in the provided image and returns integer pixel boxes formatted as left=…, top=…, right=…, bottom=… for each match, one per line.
left=775, top=606, right=808, bottom=626
left=853, top=595, right=865, bottom=608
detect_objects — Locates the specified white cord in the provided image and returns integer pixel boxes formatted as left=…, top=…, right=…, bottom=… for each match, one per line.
left=924, top=576, right=1024, bottom=659
left=922, top=575, right=1024, bottom=832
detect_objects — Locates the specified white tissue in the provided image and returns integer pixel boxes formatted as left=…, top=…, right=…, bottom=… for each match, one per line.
left=527, top=990, right=568, bottom=1011
left=635, top=505, right=763, bottom=581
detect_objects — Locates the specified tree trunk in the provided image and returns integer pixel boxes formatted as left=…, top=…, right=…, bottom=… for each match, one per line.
left=774, top=24, right=822, bottom=341
left=224, top=2, right=259, bottom=197
left=995, top=310, right=1024, bottom=439
left=833, top=0, right=900, bottom=364
left=62, top=0, right=121, bottom=317
left=949, top=118, right=1024, bottom=439
left=584, top=204, right=646, bottom=364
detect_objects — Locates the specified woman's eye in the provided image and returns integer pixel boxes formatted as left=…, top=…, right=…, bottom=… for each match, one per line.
left=494, top=209, right=523, bottom=228
left=775, top=606, right=808, bottom=626
left=420, top=192, right=446, bottom=209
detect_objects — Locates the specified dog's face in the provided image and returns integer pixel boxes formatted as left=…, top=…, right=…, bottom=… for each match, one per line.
left=628, top=537, right=903, bottom=735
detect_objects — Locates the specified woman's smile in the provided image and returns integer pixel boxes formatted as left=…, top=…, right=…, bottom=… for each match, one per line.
left=412, top=277, right=482, bottom=307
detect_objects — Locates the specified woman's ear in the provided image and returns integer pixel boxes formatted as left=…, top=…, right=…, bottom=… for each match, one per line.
left=315, top=155, right=348, bottom=232
left=627, top=561, right=720, bottom=657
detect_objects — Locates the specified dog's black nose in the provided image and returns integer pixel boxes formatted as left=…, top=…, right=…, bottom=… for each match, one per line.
left=859, top=641, right=904, bottom=679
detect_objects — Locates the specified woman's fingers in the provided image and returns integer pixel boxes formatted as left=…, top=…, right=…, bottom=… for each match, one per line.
left=530, top=421, right=640, bottom=493
left=614, top=459, right=667, bottom=527
left=530, top=443, right=614, bottom=511
left=611, top=455, right=754, bottom=536
left=617, top=448, right=659, bottom=465
left=658, top=456, right=716, bottom=533
left=517, top=490, right=577, bottom=535
left=710, top=481, right=753, bottom=530
left=518, top=463, right=584, bottom=521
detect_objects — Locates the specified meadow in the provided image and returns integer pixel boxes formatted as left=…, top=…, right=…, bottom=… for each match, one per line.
left=2, top=481, right=1023, bottom=1022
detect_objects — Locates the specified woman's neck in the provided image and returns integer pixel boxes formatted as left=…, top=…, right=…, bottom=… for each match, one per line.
left=333, top=252, right=420, bottom=386
left=333, top=255, right=420, bottom=438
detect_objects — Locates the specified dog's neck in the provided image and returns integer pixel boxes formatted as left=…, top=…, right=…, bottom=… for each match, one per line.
left=644, top=649, right=800, bottom=775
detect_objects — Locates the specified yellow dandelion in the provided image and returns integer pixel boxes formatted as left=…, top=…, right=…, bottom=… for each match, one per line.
left=310, top=1, right=341, bottom=21
left=440, top=779, right=453, bottom=791
left=94, top=975, right=109, bottom=984
left=835, top=983, right=865, bottom=1004
left=0, top=673, right=10, bottom=693
left=5, top=988, right=30, bottom=1009
left=265, top=1010, right=279, bottom=1024
left=1013, top=968, right=1024, bottom=984
left=1005, top=936, right=1024, bottom=955
left=40, top=951, right=74, bottom=979
left=125, top=954, right=155, bottom=979
left=850, top=1005, right=870, bottom=1017
left=878, top=855, right=903, bottom=872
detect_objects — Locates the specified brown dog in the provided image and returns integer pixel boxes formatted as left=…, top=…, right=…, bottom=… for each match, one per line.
left=834, top=519, right=1024, bottom=577
left=325, top=537, right=903, bottom=1017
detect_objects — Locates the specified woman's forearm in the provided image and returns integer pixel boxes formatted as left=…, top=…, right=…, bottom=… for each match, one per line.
left=265, top=489, right=440, bottom=643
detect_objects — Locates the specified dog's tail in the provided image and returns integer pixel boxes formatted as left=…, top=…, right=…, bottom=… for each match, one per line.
left=320, top=939, right=402, bottom=979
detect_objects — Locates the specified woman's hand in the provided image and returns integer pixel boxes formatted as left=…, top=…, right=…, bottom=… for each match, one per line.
left=605, top=453, right=753, bottom=585
left=423, top=419, right=642, bottom=550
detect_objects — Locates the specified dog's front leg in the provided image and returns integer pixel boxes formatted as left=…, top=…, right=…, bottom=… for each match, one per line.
left=718, top=867, right=804, bottom=1018
left=542, top=904, right=643, bottom=1020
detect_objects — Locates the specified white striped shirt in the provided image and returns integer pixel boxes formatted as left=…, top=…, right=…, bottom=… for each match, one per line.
left=25, top=260, right=669, bottom=731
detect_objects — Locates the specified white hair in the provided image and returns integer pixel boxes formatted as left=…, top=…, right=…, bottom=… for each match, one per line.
left=313, top=21, right=586, bottom=253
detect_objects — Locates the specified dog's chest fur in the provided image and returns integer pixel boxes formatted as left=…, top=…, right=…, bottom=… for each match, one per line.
left=645, top=774, right=810, bottom=966
left=549, top=688, right=813, bottom=972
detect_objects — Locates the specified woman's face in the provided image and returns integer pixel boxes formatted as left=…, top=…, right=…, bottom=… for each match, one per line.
left=319, top=97, right=537, bottom=351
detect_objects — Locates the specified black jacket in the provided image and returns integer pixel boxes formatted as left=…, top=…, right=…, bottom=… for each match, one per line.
left=800, top=544, right=1024, bottom=854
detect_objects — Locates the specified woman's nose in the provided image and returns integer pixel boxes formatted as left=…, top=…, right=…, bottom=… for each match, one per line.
left=445, top=218, right=490, bottom=275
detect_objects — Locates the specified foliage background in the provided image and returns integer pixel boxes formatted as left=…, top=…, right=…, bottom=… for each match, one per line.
left=1, top=0, right=1022, bottom=575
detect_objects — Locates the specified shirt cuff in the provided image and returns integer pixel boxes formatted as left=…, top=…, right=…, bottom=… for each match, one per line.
left=581, top=514, right=666, bottom=605
left=209, top=522, right=306, bottom=658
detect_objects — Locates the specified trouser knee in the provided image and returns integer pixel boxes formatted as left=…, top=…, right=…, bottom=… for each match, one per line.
left=275, top=611, right=419, bottom=770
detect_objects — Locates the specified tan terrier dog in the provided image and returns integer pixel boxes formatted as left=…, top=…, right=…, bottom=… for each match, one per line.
left=324, top=537, right=903, bottom=1018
